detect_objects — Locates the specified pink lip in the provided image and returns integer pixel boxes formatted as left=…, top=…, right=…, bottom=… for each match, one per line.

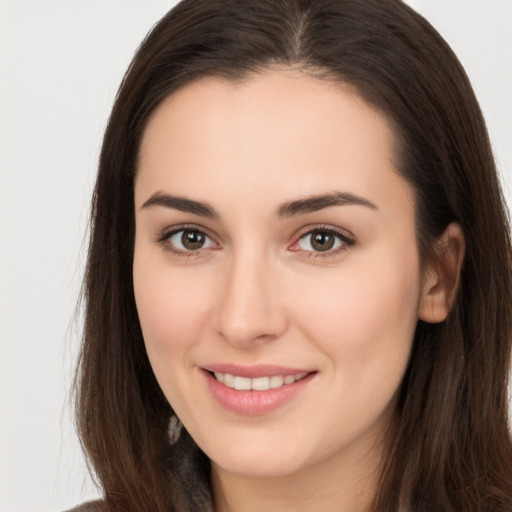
left=203, top=363, right=312, bottom=378
left=200, top=367, right=316, bottom=416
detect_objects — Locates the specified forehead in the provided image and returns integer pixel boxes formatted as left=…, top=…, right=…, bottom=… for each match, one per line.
left=136, top=70, right=411, bottom=217
left=140, top=70, right=394, bottom=161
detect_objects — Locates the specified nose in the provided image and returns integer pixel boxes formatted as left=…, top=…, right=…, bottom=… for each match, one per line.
left=213, top=252, right=288, bottom=347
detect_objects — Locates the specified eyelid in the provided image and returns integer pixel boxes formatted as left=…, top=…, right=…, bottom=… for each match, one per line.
left=158, top=223, right=216, bottom=240
left=156, top=223, right=355, bottom=259
left=289, top=224, right=356, bottom=256
left=157, top=224, right=220, bottom=255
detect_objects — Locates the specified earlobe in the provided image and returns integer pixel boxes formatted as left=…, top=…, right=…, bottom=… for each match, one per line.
left=418, top=222, right=465, bottom=324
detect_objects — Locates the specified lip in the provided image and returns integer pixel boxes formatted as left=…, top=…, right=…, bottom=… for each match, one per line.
left=203, top=363, right=312, bottom=378
left=200, top=366, right=316, bottom=416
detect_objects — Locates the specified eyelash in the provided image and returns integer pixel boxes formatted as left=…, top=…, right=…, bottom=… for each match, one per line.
left=157, top=224, right=356, bottom=259
left=291, top=225, right=356, bottom=260
left=157, top=224, right=219, bottom=259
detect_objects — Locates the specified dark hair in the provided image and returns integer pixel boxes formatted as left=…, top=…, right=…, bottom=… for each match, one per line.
left=75, top=1, right=512, bottom=510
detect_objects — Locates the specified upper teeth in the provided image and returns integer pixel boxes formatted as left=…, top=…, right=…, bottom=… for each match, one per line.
left=213, top=372, right=308, bottom=391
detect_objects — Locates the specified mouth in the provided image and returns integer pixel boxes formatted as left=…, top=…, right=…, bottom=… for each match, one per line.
left=209, top=371, right=310, bottom=391
left=201, top=366, right=316, bottom=415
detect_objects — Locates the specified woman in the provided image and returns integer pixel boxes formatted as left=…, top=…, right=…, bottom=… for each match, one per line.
left=72, top=0, right=512, bottom=510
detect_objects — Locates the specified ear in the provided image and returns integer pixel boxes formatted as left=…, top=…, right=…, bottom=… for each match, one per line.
left=419, top=222, right=465, bottom=324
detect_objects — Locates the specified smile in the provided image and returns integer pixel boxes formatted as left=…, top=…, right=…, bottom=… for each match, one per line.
left=213, top=371, right=309, bottom=391
left=202, top=366, right=316, bottom=415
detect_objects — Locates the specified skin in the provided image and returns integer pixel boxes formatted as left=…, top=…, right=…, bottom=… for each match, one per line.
left=133, top=70, right=463, bottom=512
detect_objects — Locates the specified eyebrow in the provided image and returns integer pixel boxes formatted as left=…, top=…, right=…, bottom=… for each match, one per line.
left=141, top=190, right=377, bottom=218
left=141, top=191, right=219, bottom=218
left=277, top=191, right=377, bottom=217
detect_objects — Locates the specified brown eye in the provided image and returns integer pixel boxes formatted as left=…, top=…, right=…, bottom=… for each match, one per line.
left=310, top=231, right=335, bottom=252
left=165, top=228, right=216, bottom=252
left=181, top=230, right=205, bottom=250
left=296, top=228, right=353, bottom=254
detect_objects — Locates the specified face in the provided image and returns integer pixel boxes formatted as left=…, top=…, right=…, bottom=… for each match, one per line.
left=133, top=70, right=426, bottom=480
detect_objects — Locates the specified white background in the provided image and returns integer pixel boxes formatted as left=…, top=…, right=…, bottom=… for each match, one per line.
left=1, top=1, right=511, bottom=511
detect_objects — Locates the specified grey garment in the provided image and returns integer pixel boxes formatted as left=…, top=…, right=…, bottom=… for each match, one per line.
left=65, top=500, right=103, bottom=512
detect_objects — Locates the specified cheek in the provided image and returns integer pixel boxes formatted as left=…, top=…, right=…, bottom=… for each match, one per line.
left=133, top=256, right=220, bottom=416
left=133, top=253, right=213, bottom=364
left=291, top=250, right=422, bottom=443
left=292, top=248, right=422, bottom=368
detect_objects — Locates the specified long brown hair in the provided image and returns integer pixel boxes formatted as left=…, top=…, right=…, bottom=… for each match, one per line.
left=75, top=1, right=512, bottom=510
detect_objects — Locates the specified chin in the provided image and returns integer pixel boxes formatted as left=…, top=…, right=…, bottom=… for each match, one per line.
left=198, top=430, right=318, bottom=479
left=212, top=453, right=307, bottom=479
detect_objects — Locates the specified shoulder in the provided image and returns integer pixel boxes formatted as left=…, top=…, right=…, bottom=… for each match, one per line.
left=64, top=500, right=104, bottom=512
